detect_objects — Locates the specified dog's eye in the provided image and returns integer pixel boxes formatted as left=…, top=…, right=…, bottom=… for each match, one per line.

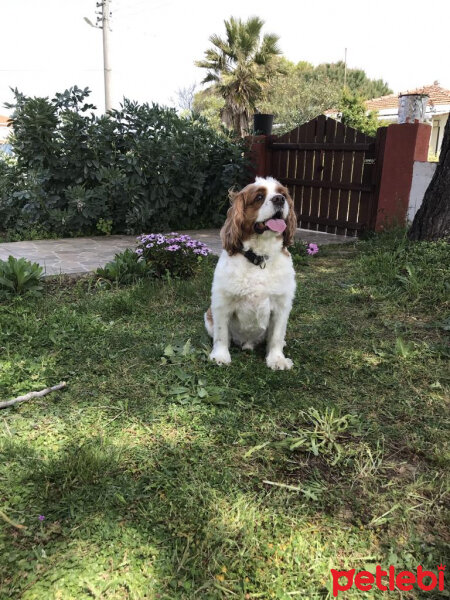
left=255, top=194, right=264, bottom=202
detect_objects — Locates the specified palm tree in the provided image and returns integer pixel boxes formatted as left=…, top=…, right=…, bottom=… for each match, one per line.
left=196, top=16, right=282, bottom=137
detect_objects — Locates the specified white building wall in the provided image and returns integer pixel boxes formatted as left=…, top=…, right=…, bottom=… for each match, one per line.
left=0, top=124, right=9, bottom=143
left=407, top=161, right=437, bottom=222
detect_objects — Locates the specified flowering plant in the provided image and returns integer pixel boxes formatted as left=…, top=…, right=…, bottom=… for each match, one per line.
left=135, top=233, right=212, bottom=278
left=290, top=240, right=319, bottom=267
left=306, top=243, right=319, bottom=256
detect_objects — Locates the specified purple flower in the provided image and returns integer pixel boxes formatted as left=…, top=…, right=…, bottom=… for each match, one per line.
left=186, top=241, right=197, bottom=248
left=307, top=243, right=319, bottom=255
left=166, top=244, right=180, bottom=251
left=38, top=515, right=45, bottom=521
left=135, top=248, right=143, bottom=255
left=146, top=243, right=154, bottom=248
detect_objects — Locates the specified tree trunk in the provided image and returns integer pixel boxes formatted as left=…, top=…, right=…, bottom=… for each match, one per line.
left=408, top=116, right=450, bottom=240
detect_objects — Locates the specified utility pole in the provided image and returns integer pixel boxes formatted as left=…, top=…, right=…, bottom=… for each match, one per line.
left=343, top=47, right=347, bottom=92
left=84, top=1, right=112, bottom=112
left=102, top=0, right=112, bottom=112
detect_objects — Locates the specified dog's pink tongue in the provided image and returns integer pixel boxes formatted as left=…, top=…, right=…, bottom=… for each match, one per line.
left=266, top=219, right=286, bottom=233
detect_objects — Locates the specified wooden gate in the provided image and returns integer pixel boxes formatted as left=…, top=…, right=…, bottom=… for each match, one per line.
left=269, top=115, right=379, bottom=236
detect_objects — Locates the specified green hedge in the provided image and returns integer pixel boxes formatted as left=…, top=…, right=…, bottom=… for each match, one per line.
left=0, top=87, right=249, bottom=237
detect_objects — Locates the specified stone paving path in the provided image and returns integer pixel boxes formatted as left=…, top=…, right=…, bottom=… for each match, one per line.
left=0, top=229, right=353, bottom=276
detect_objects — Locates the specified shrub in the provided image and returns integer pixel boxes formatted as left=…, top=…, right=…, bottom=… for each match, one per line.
left=0, top=256, right=44, bottom=298
left=96, top=249, right=154, bottom=285
left=1, top=87, right=250, bottom=239
left=135, top=232, right=212, bottom=278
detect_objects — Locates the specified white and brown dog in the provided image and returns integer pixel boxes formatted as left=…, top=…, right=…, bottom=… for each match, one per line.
left=205, top=177, right=297, bottom=370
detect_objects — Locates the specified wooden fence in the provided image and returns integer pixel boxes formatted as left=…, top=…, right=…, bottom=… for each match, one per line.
left=268, top=115, right=382, bottom=236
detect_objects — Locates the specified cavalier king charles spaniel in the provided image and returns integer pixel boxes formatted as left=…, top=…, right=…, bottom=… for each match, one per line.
left=205, top=177, right=297, bottom=370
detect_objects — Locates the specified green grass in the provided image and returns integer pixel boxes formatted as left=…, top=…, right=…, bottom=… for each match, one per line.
left=0, top=234, right=449, bottom=599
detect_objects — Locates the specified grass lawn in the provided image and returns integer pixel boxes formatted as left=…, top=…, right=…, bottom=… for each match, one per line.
left=0, top=233, right=448, bottom=599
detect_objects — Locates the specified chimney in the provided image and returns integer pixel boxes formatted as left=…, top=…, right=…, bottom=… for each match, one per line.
left=398, top=93, right=429, bottom=124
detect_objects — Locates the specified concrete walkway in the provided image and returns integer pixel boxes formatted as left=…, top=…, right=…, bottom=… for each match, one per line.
left=0, top=229, right=353, bottom=276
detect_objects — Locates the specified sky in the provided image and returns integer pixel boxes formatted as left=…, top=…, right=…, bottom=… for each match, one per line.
left=2, top=0, right=450, bottom=115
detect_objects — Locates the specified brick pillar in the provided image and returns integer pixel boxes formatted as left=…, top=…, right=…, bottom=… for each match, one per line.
left=374, top=122, right=431, bottom=231
left=245, top=135, right=271, bottom=178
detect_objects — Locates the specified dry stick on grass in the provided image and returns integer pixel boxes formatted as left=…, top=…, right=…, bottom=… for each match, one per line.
left=0, top=382, right=67, bottom=409
left=0, top=510, right=28, bottom=530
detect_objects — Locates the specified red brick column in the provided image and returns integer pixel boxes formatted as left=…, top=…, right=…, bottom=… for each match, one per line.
left=374, top=123, right=431, bottom=231
left=245, top=135, right=271, bottom=178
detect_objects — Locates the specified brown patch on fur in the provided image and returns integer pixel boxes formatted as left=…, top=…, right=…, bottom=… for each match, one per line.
left=277, top=185, right=297, bottom=247
left=221, top=182, right=298, bottom=255
left=206, top=306, right=213, bottom=326
left=221, top=184, right=265, bottom=255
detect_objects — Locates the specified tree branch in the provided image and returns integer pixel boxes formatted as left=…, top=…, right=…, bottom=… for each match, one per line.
left=0, top=382, right=67, bottom=409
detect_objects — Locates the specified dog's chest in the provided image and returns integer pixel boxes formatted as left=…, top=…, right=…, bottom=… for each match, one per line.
left=218, top=254, right=294, bottom=299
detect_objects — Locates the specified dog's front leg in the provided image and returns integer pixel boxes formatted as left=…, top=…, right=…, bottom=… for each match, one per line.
left=266, top=299, right=293, bottom=370
left=209, top=303, right=232, bottom=365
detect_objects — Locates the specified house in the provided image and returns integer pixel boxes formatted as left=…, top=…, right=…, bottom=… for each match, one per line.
left=0, top=115, right=12, bottom=154
left=365, top=83, right=450, bottom=156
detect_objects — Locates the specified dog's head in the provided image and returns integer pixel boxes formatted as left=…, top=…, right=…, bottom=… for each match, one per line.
left=220, top=177, right=297, bottom=255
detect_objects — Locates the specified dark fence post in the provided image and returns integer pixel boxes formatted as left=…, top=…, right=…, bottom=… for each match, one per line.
left=245, top=135, right=271, bottom=178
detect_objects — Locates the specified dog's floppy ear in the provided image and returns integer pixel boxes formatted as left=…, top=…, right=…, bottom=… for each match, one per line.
left=282, top=186, right=297, bottom=247
left=221, top=188, right=246, bottom=255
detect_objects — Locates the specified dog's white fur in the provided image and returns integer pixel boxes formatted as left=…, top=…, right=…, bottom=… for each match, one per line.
left=205, top=177, right=296, bottom=370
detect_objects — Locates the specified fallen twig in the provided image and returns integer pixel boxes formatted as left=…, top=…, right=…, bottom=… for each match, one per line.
left=263, top=480, right=303, bottom=492
left=0, top=510, right=27, bottom=530
left=0, top=382, right=67, bottom=409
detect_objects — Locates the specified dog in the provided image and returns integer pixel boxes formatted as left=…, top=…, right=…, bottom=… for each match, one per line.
left=204, top=176, right=297, bottom=370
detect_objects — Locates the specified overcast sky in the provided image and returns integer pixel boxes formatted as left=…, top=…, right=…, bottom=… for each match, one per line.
left=2, top=0, right=450, bottom=115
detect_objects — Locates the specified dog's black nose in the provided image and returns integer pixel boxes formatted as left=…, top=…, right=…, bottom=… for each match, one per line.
left=271, top=194, right=285, bottom=206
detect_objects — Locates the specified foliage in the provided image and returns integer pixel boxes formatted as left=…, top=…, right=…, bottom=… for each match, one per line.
left=95, top=249, right=154, bottom=285
left=0, top=255, right=43, bottom=298
left=96, top=218, right=113, bottom=235
left=195, top=56, right=392, bottom=134
left=0, top=237, right=448, bottom=598
left=258, top=59, right=340, bottom=133
left=1, top=87, right=249, bottom=239
left=338, top=91, right=380, bottom=136
left=313, top=61, right=391, bottom=99
left=192, top=88, right=226, bottom=132
left=196, top=16, right=283, bottom=136
left=135, top=232, right=212, bottom=278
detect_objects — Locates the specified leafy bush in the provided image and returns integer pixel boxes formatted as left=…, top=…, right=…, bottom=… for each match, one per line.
left=1, top=87, right=250, bottom=238
left=135, top=232, right=212, bottom=278
left=357, top=229, right=450, bottom=311
left=96, top=249, right=154, bottom=285
left=0, top=256, right=43, bottom=298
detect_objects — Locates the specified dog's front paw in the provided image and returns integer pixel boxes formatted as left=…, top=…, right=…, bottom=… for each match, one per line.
left=210, top=346, right=231, bottom=365
left=266, top=353, right=293, bottom=371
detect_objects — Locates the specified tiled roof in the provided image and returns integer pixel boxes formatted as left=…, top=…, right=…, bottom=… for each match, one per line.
left=365, top=85, right=450, bottom=111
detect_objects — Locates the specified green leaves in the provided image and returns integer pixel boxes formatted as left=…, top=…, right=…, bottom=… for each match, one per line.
left=96, top=249, right=154, bottom=286
left=1, top=88, right=249, bottom=238
left=0, top=256, right=43, bottom=299
left=196, top=16, right=283, bottom=136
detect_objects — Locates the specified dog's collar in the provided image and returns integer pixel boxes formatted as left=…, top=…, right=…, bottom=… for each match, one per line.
left=240, top=248, right=268, bottom=269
